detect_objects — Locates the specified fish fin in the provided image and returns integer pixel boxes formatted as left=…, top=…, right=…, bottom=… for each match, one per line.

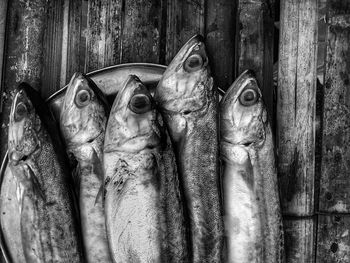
left=94, top=184, right=104, bottom=207
left=72, top=164, right=81, bottom=197
left=25, top=165, right=45, bottom=201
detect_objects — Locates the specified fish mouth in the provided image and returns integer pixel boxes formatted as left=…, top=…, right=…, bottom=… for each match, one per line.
left=104, top=133, right=158, bottom=153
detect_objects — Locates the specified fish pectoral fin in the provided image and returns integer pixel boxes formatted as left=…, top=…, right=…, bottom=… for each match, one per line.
left=94, top=184, right=104, bottom=206
left=25, top=165, right=45, bottom=201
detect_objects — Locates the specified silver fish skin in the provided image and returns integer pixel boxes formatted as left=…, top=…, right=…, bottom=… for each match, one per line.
left=103, top=75, right=188, bottom=263
left=60, top=72, right=112, bottom=263
left=7, top=84, right=83, bottom=263
left=220, top=70, right=285, bottom=263
left=154, top=35, right=224, bottom=263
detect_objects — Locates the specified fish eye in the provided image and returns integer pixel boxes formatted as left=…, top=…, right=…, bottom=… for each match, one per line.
left=129, top=94, right=152, bottom=114
left=15, top=102, right=27, bottom=121
left=75, top=89, right=91, bottom=108
left=184, top=54, right=204, bottom=72
left=239, top=88, right=259, bottom=106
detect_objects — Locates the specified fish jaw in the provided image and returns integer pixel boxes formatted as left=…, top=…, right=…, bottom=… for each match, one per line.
left=8, top=88, right=41, bottom=166
left=60, top=72, right=107, bottom=148
left=104, top=75, right=161, bottom=154
left=220, top=70, right=267, bottom=148
left=155, top=35, right=214, bottom=114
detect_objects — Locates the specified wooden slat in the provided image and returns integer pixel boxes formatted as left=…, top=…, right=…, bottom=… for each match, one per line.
left=41, top=0, right=64, bottom=99
left=119, top=0, right=163, bottom=63
left=86, top=0, right=163, bottom=72
left=316, top=215, right=350, bottom=262
left=284, top=218, right=315, bottom=263
left=236, top=0, right=275, bottom=115
left=277, top=0, right=318, bottom=216
left=165, top=0, right=205, bottom=64
left=0, top=0, right=8, bottom=114
left=319, top=0, right=350, bottom=213
left=63, top=0, right=84, bottom=84
left=205, top=0, right=236, bottom=91
left=86, top=0, right=122, bottom=72
left=0, top=0, right=48, bottom=162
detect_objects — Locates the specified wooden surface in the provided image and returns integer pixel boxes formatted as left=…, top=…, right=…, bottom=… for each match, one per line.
left=284, top=218, right=315, bottom=263
left=0, top=0, right=8, bottom=113
left=236, top=0, right=275, bottom=115
left=277, top=0, right=318, bottom=216
left=319, top=0, right=350, bottom=213
left=316, top=215, right=350, bottom=262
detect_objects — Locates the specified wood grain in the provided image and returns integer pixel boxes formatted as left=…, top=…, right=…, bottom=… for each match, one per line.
left=0, top=0, right=8, bottom=114
left=277, top=0, right=318, bottom=216
left=205, top=0, right=236, bottom=91
left=283, top=218, right=315, bottom=263
left=319, top=0, right=350, bottom=213
left=0, top=0, right=48, bottom=162
left=165, top=0, right=205, bottom=64
left=236, top=0, right=275, bottom=115
left=41, top=0, right=64, bottom=99
left=316, top=215, right=350, bottom=262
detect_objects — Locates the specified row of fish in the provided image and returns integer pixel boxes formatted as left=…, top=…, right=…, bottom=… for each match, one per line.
left=1, top=35, right=284, bottom=262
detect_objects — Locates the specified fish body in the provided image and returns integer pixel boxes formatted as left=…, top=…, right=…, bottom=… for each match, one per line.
left=7, top=83, right=83, bottom=263
left=220, top=70, right=284, bottom=263
left=60, top=72, right=112, bottom=263
left=103, top=75, right=188, bottom=263
left=0, top=163, right=26, bottom=263
left=154, top=35, right=224, bottom=263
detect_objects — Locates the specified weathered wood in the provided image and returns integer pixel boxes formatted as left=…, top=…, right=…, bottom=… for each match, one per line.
left=277, top=0, right=318, bottom=216
left=205, top=0, right=236, bottom=91
left=165, top=0, right=205, bottom=64
left=63, top=0, right=84, bottom=84
left=0, top=0, right=8, bottom=114
left=41, top=0, right=64, bottom=99
left=86, top=0, right=163, bottom=72
left=120, top=0, right=163, bottom=63
left=319, top=0, right=350, bottom=213
left=316, top=215, right=350, bottom=262
left=283, top=218, right=315, bottom=263
left=86, top=0, right=122, bottom=72
left=0, top=0, right=48, bottom=162
left=236, top=0, right=275, bottom=115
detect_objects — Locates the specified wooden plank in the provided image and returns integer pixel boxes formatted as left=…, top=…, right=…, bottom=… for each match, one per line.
left=284, top=218, right=315, bottom=263
left=165, top=0, right=205, bottom=64
left=86, top=0, right=122, bottom=72
left=86, top=0, right=163, bottom=72
left=236, top=0, right=275, bottom=115
left=0, top=0, right=8, bottom=114
left=0, top=0, right=48, bottom=162
left=316, top=215, right=350, bottom=262
left=41, top=0, right=64, bottom=99
left=64, top=0, right=84, bottom=84
left=277, top=0, right=318, bottom=216
left=205, top=0, right=236, bottom=91
left=119, top=0, right=163, bottom=63
left=319, top=0, right=350, bottom=213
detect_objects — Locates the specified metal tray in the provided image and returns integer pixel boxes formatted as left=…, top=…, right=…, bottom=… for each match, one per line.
left=0, top=63, right=166, bottom=263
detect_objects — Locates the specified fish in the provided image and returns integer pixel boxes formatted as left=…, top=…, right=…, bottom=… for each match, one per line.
left=154, top=35, right=224, bottom=263
left=103, top=75, right=188, bottom=263
left=0, top=162, right=26, bottom=263
left=7, top=83, right=83, bottom=263
left=220, top=70, right=285, bottom=263
left=60, top=72, right=112, bottom=263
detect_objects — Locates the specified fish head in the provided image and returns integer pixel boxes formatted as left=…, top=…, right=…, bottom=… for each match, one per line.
left=60, top=73, right=109, bottom=147
left=220, top=70, right=267, bottom=147
left=104, top=75, right=160, bottom=153
left=8, top=85, right=42, bottom=166
left=155, top=35, right=213, bottom=114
